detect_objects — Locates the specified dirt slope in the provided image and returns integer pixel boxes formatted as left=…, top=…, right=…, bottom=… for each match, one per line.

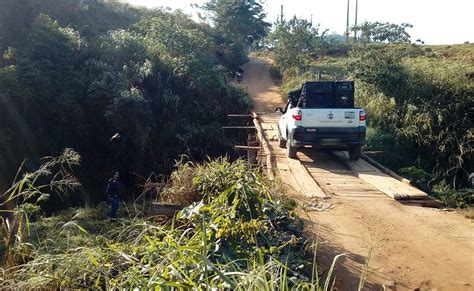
left=240, top=57, right=285, bottom=112
left=242, top=57, right=474, bottom=291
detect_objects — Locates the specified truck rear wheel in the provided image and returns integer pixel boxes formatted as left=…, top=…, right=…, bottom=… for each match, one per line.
left=287, top=140, right=297, bottom=159
left=278, top=129, right=286, bottom=148
left=349, top=146, right=361, bottom=161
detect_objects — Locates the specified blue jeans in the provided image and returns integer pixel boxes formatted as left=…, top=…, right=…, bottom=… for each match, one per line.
left=110, top=197, right=119, bottom=219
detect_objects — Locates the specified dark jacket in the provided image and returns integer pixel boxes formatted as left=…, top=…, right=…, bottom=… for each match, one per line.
left=106, top=178, right=121, bottom=199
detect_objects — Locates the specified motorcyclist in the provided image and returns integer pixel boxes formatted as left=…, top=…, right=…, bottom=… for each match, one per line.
left=236, top=66, right=244, bottom=82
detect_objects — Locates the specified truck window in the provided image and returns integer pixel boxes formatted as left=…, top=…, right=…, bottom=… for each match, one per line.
left=301, top=81, right=355, bottom=108
left=334, top=82, right=354, bottom=108
left=303, top=94, right=334, bottom=108
left=333, top=94, right=354, bottom=108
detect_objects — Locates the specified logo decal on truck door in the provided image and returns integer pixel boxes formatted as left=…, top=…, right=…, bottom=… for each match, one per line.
left=328, top=113, right=334, bottom=120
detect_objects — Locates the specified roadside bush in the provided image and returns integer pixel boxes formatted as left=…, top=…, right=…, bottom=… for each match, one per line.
left=158, top=160, right=200, bottom=204
left=347, top=45, right=473, bottom=196
left=432, top=181, right=474, bottom=208
left=398, top=166, right=432, bottom=193
left=269, top=65, right=283, bottom=83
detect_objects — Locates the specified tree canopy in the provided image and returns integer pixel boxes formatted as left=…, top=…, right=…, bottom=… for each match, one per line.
left=352, top=21, right=413, bottom=43
left=267, top=17, right=320, bottom=72
left=203, top=0, right=270, bottom=45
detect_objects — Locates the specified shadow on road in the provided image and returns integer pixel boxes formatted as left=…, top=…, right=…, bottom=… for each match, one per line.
left=301, top=217, right=402, bottom=290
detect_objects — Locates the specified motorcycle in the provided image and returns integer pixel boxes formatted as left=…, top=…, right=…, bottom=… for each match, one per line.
left=236, top=71, right=243, bottom=83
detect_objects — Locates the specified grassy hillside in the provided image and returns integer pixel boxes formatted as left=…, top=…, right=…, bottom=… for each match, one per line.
left=0, top=0, right=250, bottom=210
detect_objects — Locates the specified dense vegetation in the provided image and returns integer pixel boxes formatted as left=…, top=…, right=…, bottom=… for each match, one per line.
left=266, top=19, right=473, bottom=207
left=1, top=157, right=335, bottom=289
left=0, top=1, right=339, bottom=288
left=0, top=0, right=256, bottom=209
left=1, top=0, right=471, bottom=288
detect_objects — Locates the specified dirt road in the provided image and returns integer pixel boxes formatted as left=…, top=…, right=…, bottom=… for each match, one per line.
left=242, top=57, right=474, bottom=290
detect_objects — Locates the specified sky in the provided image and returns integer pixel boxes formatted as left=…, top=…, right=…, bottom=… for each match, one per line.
left=125, top=0, right=474, bottom=45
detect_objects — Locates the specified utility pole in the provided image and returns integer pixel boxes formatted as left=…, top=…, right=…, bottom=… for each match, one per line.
left=354, top=0, right=358, bottom=42
left=345, top=0, right=350, bottom=42
left=280, top=5, right=284, bottom=24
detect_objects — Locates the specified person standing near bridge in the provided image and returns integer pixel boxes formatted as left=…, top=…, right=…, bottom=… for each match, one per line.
left=106, top=171, right=121, bottom=220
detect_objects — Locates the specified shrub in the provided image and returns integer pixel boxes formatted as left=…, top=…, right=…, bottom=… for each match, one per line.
left=347, top=45, right=473, bottom=193
left=432, top=181, right=474, bottom=208
left=269, top=65, right=283, bottom=83
left=398, top=166, right=432, bottom=193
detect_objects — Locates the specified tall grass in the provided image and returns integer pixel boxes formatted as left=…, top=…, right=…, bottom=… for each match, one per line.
left=0, top=158, right=348, bottom=290
left=0, top=148, right=80, bottom=266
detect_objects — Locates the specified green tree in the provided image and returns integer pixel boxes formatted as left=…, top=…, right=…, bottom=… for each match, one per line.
left=352, top=21, right=413, bottom=43
left=268, top=17, right=320, bottom=73
left=203, top=0, right=270, bottom=45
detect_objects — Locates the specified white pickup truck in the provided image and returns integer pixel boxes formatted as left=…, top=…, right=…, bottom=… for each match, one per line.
left=275, top=81, right=366, bottom=160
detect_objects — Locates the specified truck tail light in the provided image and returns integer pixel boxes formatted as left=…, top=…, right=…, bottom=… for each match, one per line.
left=359, top=110, right=366, bottom=121
left=292, top=110, right=302, bottom=121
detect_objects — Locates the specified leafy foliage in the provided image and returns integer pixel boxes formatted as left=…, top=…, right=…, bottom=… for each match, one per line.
left=398, top=166, right=433, bottom=193
left=159, top=160, right=201, bottom=204
left=203, top=0, right=270, bottom=46
left=352, top=21, right=413, bottom=44
left=432, top=181, right=474, bottom=208
left=267, top=17, right=320, bottom=74
left=347, top=46, right=473, bottom=191
left=0, top=0, right=251, bottom=208
left=0, top=149, right=80, bottom=266
left=0, top=159, right=326, bottom=289
left=0, top=0, right=143, bottom=55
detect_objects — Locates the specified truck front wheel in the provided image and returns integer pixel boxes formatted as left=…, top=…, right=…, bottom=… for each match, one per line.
left=349, top=146, right=362, bottom=161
